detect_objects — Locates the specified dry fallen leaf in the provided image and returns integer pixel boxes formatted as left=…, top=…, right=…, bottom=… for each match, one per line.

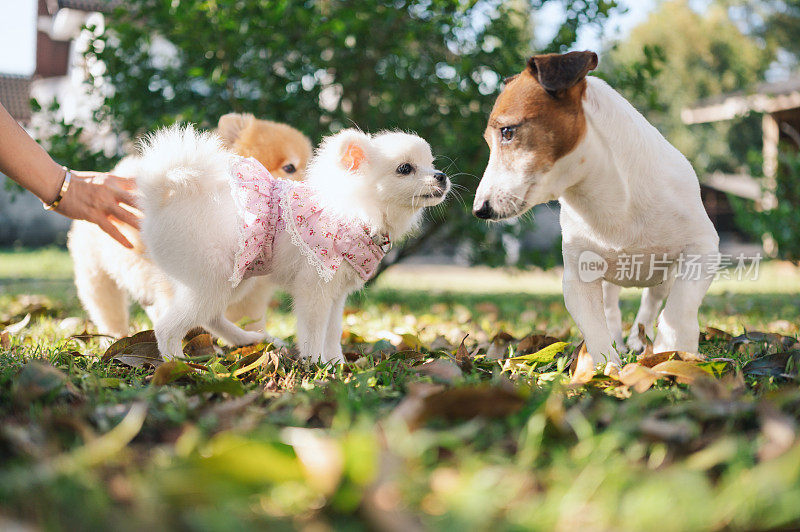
left=227, top=343, right=264, bottom=361
left=485, top=331, right=515, bottom=360
left=151, top=360, right=200, bottom=386
left=414, top=358, right=462, bottom=384
left=690, top=371, right=745, bottom=402
left=637, top=351, right=674, bottom=368
left=102, top=330, right=162, bottom=368
left=70, top=331, right=115, bottom=342
left=650, top=359, right=710, bottom=384
left=618, top=363, right=660, bottom=393
left=517, top=334, right=561, bottom=355
left=390, top=382, right=444, bottom=426
left=570, top=344, right=595, bottom=385
left=511, top=341, right=570, bottom=365
left=743, top=351, right=800, bottom=378
left=673, top=350, right=706, bottom=362
left=397, top=333, right=424, bottom=351
left=704, top=326, right=733, bottom=342
left=604, top=362, right=620, bottom=379
left=638, top=324, right=654, bottom=358
left=3, top=314, right=30, bottom=335
left=638, top=350, right=705, bottom=367
left=730, top=331, right=796, bottom=352
left=12, top=361, right=71, bottom=404
left=0, top=331, right=10, bottom=349
left=422, top=386, right=524, bottom=419
left=102, top=330, right=156, bottom=359
left=429, top=335, right=453, bottom=351
left=216, top=350, right=273, bottom=379
left=183, top=333, right=217, bottom=359
left=401, top=385, right=524, bottom=428
left=454, top=335, right=472, bottom=371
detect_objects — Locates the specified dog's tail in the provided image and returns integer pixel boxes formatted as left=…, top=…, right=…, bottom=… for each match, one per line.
left=136, top=124, right=230, bottom=209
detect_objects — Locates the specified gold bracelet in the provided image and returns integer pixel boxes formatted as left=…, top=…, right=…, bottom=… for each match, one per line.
left=43, top=167, right=72, bottom=211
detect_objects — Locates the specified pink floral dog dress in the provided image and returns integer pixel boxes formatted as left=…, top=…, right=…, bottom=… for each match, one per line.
left=227, top=156, right=391, bottom=287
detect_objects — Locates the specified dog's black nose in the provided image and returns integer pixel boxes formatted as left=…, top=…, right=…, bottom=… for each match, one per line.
left=434, top=172, right=447, bottom=185
left=473, top=200, right=494, bottom=219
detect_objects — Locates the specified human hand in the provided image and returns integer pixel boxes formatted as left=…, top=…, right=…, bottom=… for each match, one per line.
left=55, top=171, right=141, bottom=248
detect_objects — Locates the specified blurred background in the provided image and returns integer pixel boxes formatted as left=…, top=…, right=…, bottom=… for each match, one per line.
left=1, top=0, right=799, bottom=269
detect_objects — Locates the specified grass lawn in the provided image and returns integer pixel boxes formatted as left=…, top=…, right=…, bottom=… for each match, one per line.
left=1, top=248, right=800, bottom=531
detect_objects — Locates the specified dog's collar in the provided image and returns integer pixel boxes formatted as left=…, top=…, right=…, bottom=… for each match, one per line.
left=367, top=229, right=392, bottom=253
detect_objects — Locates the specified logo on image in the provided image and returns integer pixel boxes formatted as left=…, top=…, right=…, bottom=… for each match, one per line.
left=578, top=250, right=608, bottom=283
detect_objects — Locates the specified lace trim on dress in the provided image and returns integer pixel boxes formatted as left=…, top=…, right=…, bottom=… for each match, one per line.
left=227, top=157, right=251, bottom=287
left=278, top=185, right=336, bottom=282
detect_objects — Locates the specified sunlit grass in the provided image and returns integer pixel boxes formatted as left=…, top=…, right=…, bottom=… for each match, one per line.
left=0, top=247, right=74, bottom=280
left=1, top=247, right=800, bottom=530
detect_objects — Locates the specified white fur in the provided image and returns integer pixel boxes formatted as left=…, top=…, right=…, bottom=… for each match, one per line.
left=475, top=77, right=719, bottom=364
left=137, top=125, right=448, bottom=362
left=67, top=156, right=275, bottom=338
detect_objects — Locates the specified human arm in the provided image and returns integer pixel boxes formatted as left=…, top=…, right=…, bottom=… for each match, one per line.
left=0, top=102, right=139, bottom=248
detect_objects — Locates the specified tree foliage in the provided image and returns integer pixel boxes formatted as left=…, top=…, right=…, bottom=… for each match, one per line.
left=78, top=0, right=622, bottom=268
left=723, top=0, right=800, bottom=65
left=605, top=0, right=773, bottom=174
left=734, top=148, right=800, bottom=263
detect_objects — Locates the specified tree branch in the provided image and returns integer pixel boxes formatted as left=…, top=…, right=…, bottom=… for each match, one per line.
left=366, top=221, right=450, bottom=287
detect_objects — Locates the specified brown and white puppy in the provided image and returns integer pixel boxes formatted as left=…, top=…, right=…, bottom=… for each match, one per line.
left=68, top=114, right=313, bottom=337
left=474, top=51, right=719, bottom=365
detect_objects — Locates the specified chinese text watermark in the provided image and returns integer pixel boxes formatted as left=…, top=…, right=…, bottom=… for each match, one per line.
left=577, top=251, right=762, bottom=283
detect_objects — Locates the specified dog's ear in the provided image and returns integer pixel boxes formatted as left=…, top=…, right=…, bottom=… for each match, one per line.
left=217, top=113, right=255, bottom=147
left=331, top=129, right=371, bottom=173
left=527, top=51, right=598, bottom=98
left=343, top=144, right=366, bottom=171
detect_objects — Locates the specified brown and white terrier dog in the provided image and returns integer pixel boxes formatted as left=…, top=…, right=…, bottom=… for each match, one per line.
left=68, top=113, right=313, bottom=338
left=474, top=51, right=719, bottom=366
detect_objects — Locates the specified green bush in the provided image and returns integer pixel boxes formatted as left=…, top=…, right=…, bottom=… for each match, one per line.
left=76, top=0, right=623, bottom=268
left=734, top=148, right=800, bottom=263
left=23, top=1, right=649, bottom=264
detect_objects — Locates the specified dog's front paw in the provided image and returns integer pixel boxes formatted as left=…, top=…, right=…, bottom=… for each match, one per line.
left=263, top=334, right=287, bottom=349
left=611, top=334, right=626, bottom=353
left=297, top=348, right=345, bottom=365
left=232, top=330, right=278, bottom=347
left=322, top=350, right=345, bottom=365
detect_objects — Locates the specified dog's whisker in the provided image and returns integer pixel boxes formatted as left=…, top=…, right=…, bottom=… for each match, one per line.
left=448, top=189, right=467, bottom=208
left=446, top=172, right=479, bottom=181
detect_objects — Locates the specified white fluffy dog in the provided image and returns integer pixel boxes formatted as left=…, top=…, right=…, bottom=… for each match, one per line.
left=136, top=126, right=449, bottom=362
left=68, top=115, right=312, bottom=338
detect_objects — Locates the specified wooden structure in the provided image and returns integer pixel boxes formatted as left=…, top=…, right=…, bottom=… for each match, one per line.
left=682, top=76, right=800, bottom=209
left=682, top=76, right=800, bottom=254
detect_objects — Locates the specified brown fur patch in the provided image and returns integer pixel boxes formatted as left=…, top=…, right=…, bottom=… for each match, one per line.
left=485, top=61, right=592, bottom=174
left=217, top=113, right=313, bottom=181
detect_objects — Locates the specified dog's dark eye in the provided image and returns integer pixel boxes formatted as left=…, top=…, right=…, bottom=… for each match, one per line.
left=282, top=164, right=296, bottom=174
left=500, top=126, right=516, bottom=143
left=396, top=163, right=414, bottom=175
